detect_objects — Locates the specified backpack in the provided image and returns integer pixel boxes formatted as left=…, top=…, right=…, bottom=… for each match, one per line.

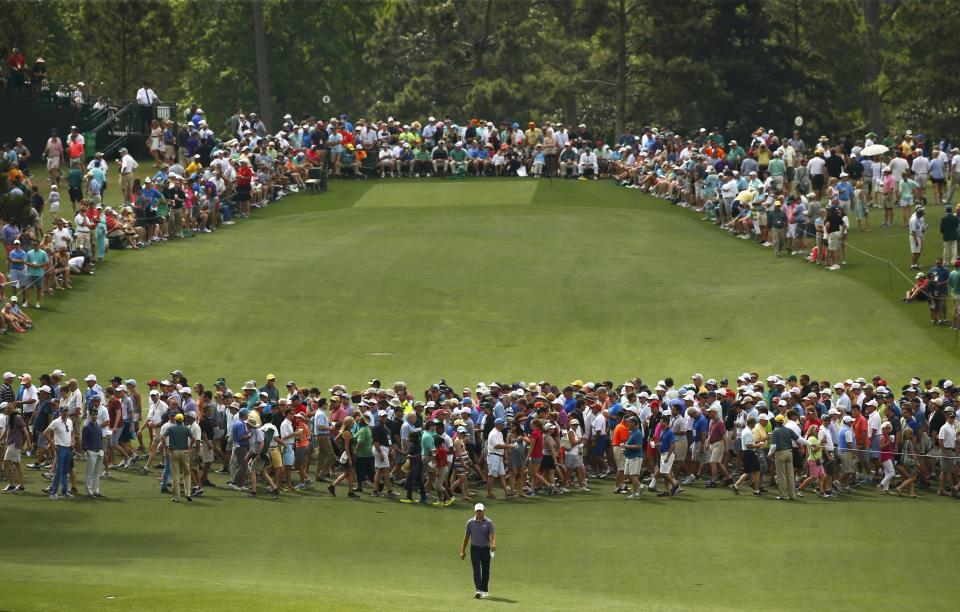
left=260, top=427, right=275, bottom=461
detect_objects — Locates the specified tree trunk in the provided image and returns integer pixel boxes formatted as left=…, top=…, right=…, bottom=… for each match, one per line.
left=253, top=0, right=273, bottom=132
left=559, top=0, right=577, bottom=125
left=615, top=0, right=627, bottom=138
left=861, top=0, right=883, bottom=133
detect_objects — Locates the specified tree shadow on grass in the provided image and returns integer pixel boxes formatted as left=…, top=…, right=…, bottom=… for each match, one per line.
left=2, top=505, right=194, bottom=566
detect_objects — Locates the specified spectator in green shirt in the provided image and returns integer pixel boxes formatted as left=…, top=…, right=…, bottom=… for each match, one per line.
left=769, top=414, right=799, bottom=501
left=449, top=142, right=468, bottom=176
left=164, top=414, right=194, bottom=502
left=413, top=145, right=431, bottom=176
left=949, top=259, right=960, bottom=329
left=353, top=415, right=374, bottom=492
left=767, top=150, right=786, bottom=192
left=25, top=245, right=48, bottom=308
left=67, top=163, right=84, bottom=209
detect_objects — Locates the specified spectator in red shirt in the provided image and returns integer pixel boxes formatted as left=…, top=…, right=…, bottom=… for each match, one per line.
left=7, top=47, right=25, bottom=91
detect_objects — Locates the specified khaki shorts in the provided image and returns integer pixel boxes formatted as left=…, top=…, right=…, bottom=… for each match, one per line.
left=674, top=438, right=688, bottom=461
left=120, top=173, right=133, bottom=191
left=840, top=452, right=857, bottom=474
left=709, top=441, right=724, bottom=464
left=828, top=231, right=842, bottom=251
left=613, top=446, right=626, bottom=470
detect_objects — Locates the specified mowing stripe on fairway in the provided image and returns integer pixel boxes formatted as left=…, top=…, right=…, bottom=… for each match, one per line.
left=354, top=180, right=538, bottom=207
left=2, top=181, right=956, bottom=393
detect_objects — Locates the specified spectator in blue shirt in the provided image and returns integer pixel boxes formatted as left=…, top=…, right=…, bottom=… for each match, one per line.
left=229, top=409, right=252, bottom=488
left=622, top=417, right=646, bottom=498
left=655, top=413, right=680, bottom=497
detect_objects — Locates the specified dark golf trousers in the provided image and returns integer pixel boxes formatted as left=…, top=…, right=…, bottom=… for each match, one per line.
left=470, top=545, right=490, bottom=592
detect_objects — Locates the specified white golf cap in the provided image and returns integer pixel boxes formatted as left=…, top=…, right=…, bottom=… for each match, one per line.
left=474, top=503, right=485, bottom=512
left=84, top=374, right=97, bottom=382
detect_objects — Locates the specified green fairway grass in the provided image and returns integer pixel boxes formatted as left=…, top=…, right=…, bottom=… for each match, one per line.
left=0, top=468, right=953, bottom=612
left=355, top=180, right=538, bottom=207
left=4, top=178, right=957, bottom=389
left=2, top=177, right=958, bottom=611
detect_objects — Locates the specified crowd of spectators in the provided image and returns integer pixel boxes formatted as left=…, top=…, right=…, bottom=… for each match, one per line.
left=5, top=94, right=960, bottom=335
left=3, top=47, right=97, bottom=111
left=2, top=371, right=958, bottom=504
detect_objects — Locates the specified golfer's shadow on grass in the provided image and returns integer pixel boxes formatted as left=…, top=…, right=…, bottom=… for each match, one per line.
left=484, top=596, right=518, bottom=604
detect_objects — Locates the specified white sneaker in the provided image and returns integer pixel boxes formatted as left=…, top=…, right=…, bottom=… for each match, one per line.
left=479, top=592, right=489, bottom=599
left=34, top=303, right=40, bottom=308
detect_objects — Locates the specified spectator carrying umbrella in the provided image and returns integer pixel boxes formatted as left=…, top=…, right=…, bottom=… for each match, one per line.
left=860, top=143, right=889, bottom=156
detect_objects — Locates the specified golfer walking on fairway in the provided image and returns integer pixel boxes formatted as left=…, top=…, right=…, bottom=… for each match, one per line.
left=460, top=502, right=496, bottom=599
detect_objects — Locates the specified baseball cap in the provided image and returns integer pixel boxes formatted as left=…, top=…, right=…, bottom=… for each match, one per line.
left=474, top=503, right=485, bottom=512
left=842, top=415, right=854, bottom=423
left=175, top=414, right=184, bottom=421
left=494, top=418, right=505, bottom=426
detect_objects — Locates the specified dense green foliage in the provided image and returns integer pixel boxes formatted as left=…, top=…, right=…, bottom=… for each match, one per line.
left=1, top=0, right=958, bottom=139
